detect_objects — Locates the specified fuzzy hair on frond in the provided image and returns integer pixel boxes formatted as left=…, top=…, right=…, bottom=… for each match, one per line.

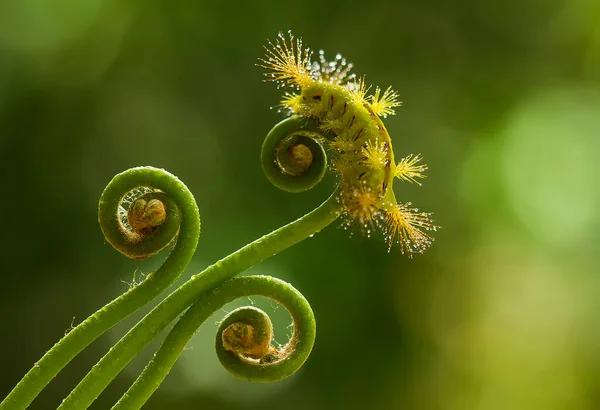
left=370, top=86, right=402, bottom=117
left=396, top=153, right=427, bottom=185
left=258, top=31, right=315, bottom=89
left=384, top=203, right=436, bottom=257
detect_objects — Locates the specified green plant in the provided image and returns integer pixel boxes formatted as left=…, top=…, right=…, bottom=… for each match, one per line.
left=1, top=32, right=435, bottom=410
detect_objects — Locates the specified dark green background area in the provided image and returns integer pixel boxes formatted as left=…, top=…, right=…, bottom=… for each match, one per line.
left=1, top=1, right=600, bottom=409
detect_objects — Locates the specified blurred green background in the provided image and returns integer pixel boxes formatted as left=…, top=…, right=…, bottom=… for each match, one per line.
left=1, top=0, right=600, bottom=409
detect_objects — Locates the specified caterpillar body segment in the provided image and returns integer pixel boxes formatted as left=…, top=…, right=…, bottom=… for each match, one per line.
left=286, top=82, right=397, bottom=198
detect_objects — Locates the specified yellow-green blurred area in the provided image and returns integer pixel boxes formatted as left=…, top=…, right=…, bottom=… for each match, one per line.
left=1, top=0, right=600, bottom=409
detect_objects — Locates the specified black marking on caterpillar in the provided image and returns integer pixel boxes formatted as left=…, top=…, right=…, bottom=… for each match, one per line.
left=353, top=128, right=365, bottom=141
left=348, top=115, right=356, bottom=128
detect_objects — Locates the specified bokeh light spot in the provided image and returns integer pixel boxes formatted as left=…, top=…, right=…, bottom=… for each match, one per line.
left=500, top=85, right=600, bottom=246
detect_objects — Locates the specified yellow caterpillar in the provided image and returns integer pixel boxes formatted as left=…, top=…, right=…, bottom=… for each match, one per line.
left=259, top=31, right=436, bottom=256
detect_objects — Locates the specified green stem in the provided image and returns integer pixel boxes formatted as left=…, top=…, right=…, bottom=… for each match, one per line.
left=0, top=167, right=200, bottom=410
left=113, top=275, right=316, bottom=410
left=56, top=189, right=342, bottom=410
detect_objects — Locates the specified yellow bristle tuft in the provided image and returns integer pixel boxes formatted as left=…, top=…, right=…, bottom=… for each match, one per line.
left=280, top=93, right=303, bottom=113
left=395, top=153, right=427, bottom=185
left=258, top=31, right=315, bottom=89
left=329, top=131, right=356, bottom=153
left=361, top=140, right=388, bottom=169
left=319, top=117, right=344, bottom=134
left=341, top=185, right=382, bottom=227
left=370, top=86, right=402, bottom=118
left=347, top=77, right=371, bottom=105
left=384, top=203, right=435, bottom=257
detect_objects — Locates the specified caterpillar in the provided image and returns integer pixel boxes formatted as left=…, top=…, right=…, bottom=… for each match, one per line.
left=259, top=31, right=436, bottom=256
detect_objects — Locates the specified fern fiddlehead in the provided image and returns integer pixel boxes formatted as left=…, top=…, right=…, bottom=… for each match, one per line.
left=1, top=31, right=436, bottom=410
left=1, top=116, right=338, bottom=410
left=1, top=167, right=200, bottom=410
left=112, top=275, right=316, bottom=409
left=262, top=115, right=328, bottom=192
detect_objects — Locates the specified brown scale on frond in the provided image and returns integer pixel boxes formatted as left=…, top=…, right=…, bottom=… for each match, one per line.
left=258, top=31, right=315, bottom=89
left=384, top=203, right=435, bottom=257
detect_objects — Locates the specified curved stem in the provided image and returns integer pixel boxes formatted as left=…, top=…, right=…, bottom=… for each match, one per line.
left=0, top=167, right=200, bottom=410
left=113, top=275, right=315, bottom=410
left=56, top=189, right=342, bottom=410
